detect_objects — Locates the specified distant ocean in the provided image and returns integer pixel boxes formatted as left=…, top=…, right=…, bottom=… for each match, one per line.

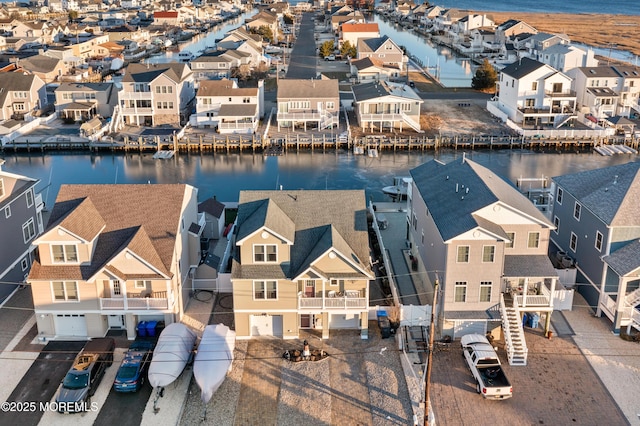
left=289, top=0, right=640, bottom=16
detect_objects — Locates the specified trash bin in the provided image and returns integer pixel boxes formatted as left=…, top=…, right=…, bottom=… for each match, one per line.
left=522, top=313, right=528, bottom=327
left=529, top=313, right=540, bottom=328
left=155, top=321, right=166, bottom=336
left=137, top=321, right=148, bottom=337
left=146, top=320, right=158, bottom=337
left=378, top=316, right=391, bottom=338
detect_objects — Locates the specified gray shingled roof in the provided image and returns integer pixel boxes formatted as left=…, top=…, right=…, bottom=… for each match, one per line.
left=0, top=169, right=38, bottom=209
left=277, top=79, right=339, bottom=100
left=500, top=57, right=547, bottom=79
left=198, top=198, right=224, bottom=218
left=552, top=162, right=640, bottom=226
left=218, top=104, right=258, bottom=117
left=602, top=239, right=640, bottom=277
left=123, top=62, right=189, bottom=84
left=352, top=81, right=421, bottom=102
left=358, top=35, right=391, bottom=53
left=233, top=190, right=370, bottom=280
left=503, top=255, right=558, bottom=277
left=410, top=159, right=551, bottom=242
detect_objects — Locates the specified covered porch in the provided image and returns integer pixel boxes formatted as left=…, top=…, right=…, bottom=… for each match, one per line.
left=58, top=101, right=98, bottom=122
left=217, top=104, right=259, bottom=134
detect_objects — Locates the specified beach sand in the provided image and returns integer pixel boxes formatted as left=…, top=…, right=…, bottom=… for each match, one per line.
left=474, top=12, right=640, bottom=58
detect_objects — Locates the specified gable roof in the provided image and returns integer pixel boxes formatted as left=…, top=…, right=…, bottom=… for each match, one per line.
left=123, top=62, right=190, bottom=84
left=501, top=57, right=548, bottom=79
left=358, top=35, right=396, bottom=53
left=410, top=159, right=551, bottom=241
left=29, top=184, right=190, bottom=281
left=198, top=198, right=225, bottom=218
left=352, top=81, right=421, bottom=102
left=553, top=162, right=640, bottom=227
left=602, top=239, right=640, bottom=277
left=341, top=22, right=379, bottom=33
left=277, top=78, right=339, bottom=99
left=197, top=79, right=257, bottom=97
left=233, top=190, right=370, bottom=280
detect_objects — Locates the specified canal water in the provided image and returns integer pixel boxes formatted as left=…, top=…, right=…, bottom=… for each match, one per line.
left=1, top=150, right=636, bottom=207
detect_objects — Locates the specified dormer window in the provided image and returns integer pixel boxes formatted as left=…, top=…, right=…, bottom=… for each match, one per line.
left=254, top=244, right=277, bottom=262
left=52, top=244, right=78, bottom=263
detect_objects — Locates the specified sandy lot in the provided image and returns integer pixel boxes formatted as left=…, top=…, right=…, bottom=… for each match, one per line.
left=421, top=100, right=505, bottom=137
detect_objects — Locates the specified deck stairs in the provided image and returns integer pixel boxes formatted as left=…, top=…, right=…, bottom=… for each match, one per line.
left=500, top=294, right=528, bottom=366
left=401, top=112, right=424, bottom=133
left=626, top=287, right=640, bottom=308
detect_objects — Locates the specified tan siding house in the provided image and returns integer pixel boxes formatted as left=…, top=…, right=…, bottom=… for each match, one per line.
left=231, top=190, right=373, bottom=340
left=28, top=184, right=203, bottom=340
left=276, top=79, right=339, bottom=131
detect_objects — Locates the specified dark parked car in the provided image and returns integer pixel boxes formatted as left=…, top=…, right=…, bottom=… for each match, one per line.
left=113, top=341, right=154, bottom=393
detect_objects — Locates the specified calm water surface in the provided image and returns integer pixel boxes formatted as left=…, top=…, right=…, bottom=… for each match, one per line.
left=1, top=150, right=637, bottom=206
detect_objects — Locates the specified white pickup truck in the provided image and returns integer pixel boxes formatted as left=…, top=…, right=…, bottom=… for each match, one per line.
left=461, top=334, right=512, bottom=400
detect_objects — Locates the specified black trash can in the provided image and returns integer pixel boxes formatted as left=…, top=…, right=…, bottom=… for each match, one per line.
left=378, top=316, right=391, bottom=338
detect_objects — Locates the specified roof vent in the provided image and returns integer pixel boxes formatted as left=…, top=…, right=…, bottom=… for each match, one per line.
left=614, top=174, right=618, bottom=184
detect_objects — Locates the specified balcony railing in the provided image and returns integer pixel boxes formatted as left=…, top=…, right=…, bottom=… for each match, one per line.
left=120, top=107, right=154, bottom=115
left=545, top=89, right=576, bottom=98
left=100, top=296, right=168, bottom=310
left=278, top=111, right=322, bottom=121
left=120, top=91, right=153, bottom=101
left=360, top=113, right=404, bottom=122
left=298, top=291, right=367, bottom=310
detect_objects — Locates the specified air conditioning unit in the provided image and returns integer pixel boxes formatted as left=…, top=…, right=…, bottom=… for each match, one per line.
left=556, top=250, right=567, bottom=262
left=561, top=255, right=574, bottom=268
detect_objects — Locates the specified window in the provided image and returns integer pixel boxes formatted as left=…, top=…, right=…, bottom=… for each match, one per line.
left=21, top=257, right=28, bottom=271
left=412, top=212, right=417, bottom=230
left=457, top=246, right=469, bottom=262
left=52, top=245, right=78, bottom=263
left=527, top=232, right=540, bottom=249
left=52, top=281, right=78, bottom=301
left=254, top=244, right=277, bottom=262
left=26, top=189, right=33, bottom=208
left=595, top=231, right=603, bottom=252
left=4, top=205, right=10, bottom=218
left=330, top=279, right=344, bottom=287
left=113, top=280, right=121, bottom=295
left=480, top=281, right=492, bottom=302
left=531, top=81, right=537, bottom=91
left=574, top=202, right=581, bottom=221
left=22, top=218, right=35, bottom=243
left=556, top=188, right=563, bottom=204
left=482, top=246, right=495, bottom=262
left=553, top=216, right=559, bottom=233
left=254, top=280, right=277, bottom=300
left=454, top=281, right=467, bottom=302
left=326, top=102, right=335, bottom=109
left=570, top=232, right=578, bottom=252
left=135, top=280, right=150, bottom=289
left=421, top=230, right=424, bottom=245
left=505, top=232, right=515, bottom=248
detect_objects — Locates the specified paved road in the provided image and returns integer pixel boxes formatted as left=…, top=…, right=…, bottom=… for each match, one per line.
left=285, top=12, right=317, bottom=79
left=0, top=341, right=86, bottom=426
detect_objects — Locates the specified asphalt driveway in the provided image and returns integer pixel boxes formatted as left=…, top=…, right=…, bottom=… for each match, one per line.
left=0, top=341, right=86, bottom=426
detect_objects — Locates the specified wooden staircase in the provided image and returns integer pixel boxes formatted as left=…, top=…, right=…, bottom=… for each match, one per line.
left=500, top=294, right=528, bottom=366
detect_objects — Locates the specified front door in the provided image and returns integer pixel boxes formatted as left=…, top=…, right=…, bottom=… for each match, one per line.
left=108, top=315, right=125, bottom=329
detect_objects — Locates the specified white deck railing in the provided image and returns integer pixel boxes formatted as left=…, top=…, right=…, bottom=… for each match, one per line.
left=298, top=295, right=367, bottom=310
left=100, top=297, right=168, bottom=310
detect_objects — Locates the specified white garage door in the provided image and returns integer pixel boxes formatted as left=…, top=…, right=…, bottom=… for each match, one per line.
left=55, top=314, right=88, bottom=337
left=250, top=315, right=283, bottom=337
left=453, top=320, right=487, bottom=339
left=329, top=313, right=359, bottom=329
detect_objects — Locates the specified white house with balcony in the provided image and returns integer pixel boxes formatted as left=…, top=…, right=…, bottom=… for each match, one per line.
left=569, top=66, right=621, bottom=125
left=490, top=57, right=577, bottom=129
left=28, top=184, right=203, bottom=340
left=191, top=79, right=264, bottom=133
left=230, top=190, right=373, bottom=339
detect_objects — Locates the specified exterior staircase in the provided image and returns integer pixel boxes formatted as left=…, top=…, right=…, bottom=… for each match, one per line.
left=500, top=294, right=528, bottom=366
left=625, top=287, right=640, bottom=307
left=401, top=112, right=424, bottom=133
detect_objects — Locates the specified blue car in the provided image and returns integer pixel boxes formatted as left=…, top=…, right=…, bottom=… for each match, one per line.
left=113, top=341, right=154, bottom=393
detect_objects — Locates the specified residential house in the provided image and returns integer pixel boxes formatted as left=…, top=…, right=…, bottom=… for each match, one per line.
left=191, top=78, right=263, bottom=134
left=119, top=62, right=195, bottom=127
left=357, top=35, right=407, bottom=71
left=495, top=19, right=537, bottom=43
left=231, top=190, right=373, bottom=339
left=28, top=184, right=203, bottom=339
left=550, top=162, right=640, bottom=333
left=339, top=22, right=379, bottom=49
left=352, top=80, right=422, bottom=132
left=104, top=25, right=150, bottom=44
left=350, top=57, right=400, bottom=83
left=432, top=8, right=467, bottom=33
left=54, top=82, right=119, bottom=121
left=153, top=11, right=180, bottom=27
left=0, top=72, right=46, bottom=120
left=94, top=41, right=126, bottom=58
left=330, top=11, right=365, bottom=32
left=0, top=159, right=44, bottom=299
left=189, top=51, right=240, bottom=81
left=450, top=14, right=494, bottom=36
left=276, top=78, right=339, bottom=131
left=408, top=158, right=558, bottom=364
left=517, top=32, right=570, bottom=60
left=612, top=65, right=640, bottom=118
left=245, top=10, right=279, bottom=41
left=492, top=57, right=577, bottom=129
left=569, top=66, right=620, bottom=125
left=61, top=33, right=111, bottom=60
left=16, top=55, right=66, bottom=85
left=11, top=21, right=48, bottom=40
left=537, top=44, right=597, bottom=74
left=215, top=39, right=264, bottom=66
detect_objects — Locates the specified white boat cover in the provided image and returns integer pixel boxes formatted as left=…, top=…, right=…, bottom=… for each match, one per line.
left=194, top=324, right=236, bottom=404
left=148, top=323, right=197, bottom=388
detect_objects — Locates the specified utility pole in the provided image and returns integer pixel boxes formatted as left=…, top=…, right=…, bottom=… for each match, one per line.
left=424, top=279, right=438, bottom=426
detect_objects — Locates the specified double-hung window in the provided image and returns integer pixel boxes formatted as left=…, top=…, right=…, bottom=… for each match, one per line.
left=52, top=281, right=79, bottom=301
left=254, top=280, right=277, bottom=300
left=480, top=281, right=492, bottom=302
left=22, top=218, right=36, bottom=243
left=52, top=245, right=78, bottom=263
left=528, top=232, right=540, bottom=249
left=454, top=281, right=467, bottom=302
left=457, top=246, right=469, bottom=262
left=254, top=244, right=277, bottom=262
left=482, top=246, right=495, bottom=262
